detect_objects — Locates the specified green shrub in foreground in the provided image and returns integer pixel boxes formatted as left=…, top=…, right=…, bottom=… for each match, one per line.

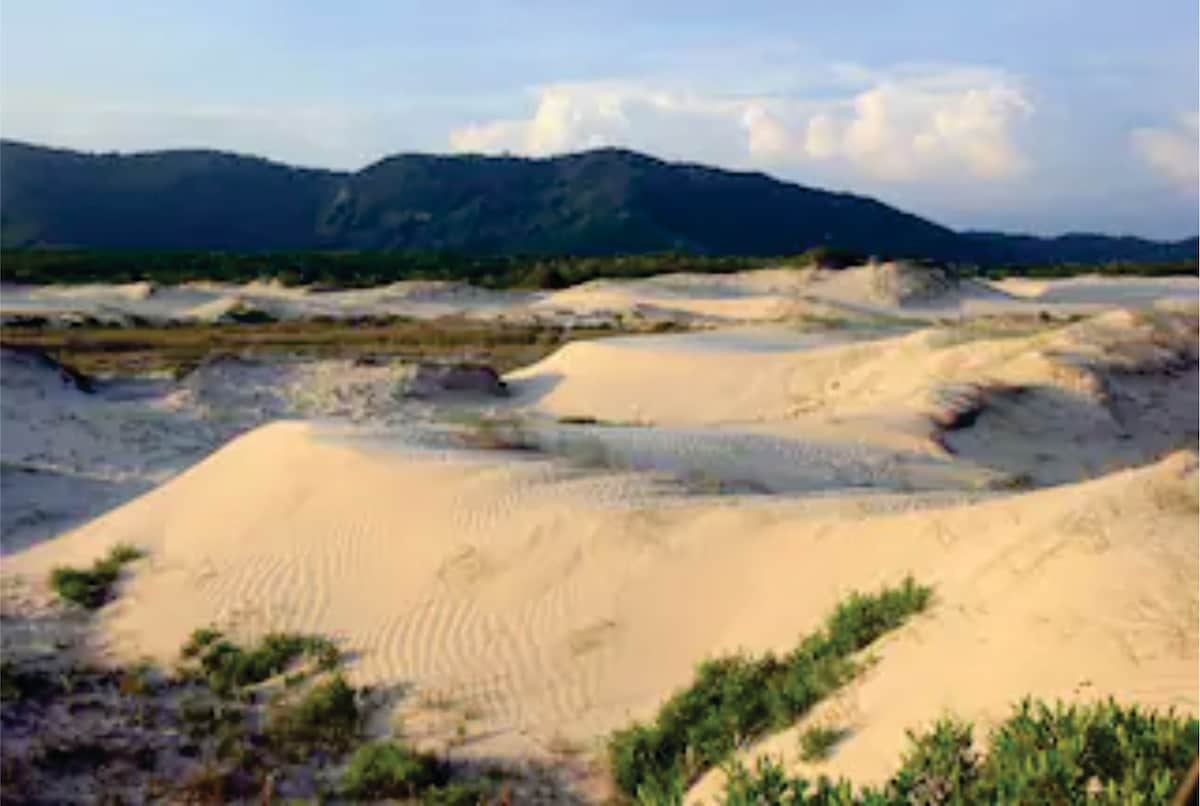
left=720, top=698, right=1199, bottom=805
left=267, top=674, right=360, bottom=755
left=340, top=741, right=449, bottom=798
left=340, top=741, right=498, bottom=803
left=608, top=577, right=931, bottom=799
left=49, top=544, right=145, bottom=608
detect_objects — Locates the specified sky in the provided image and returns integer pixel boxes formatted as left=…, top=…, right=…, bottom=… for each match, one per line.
left=2, top=1, right=1197, bottom=238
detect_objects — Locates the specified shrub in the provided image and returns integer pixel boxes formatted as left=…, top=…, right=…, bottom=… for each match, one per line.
left=340, top=741, right=448, bottom=799
left=49, top=544, right=145, bottom=609
left=799, top=726, right=845, bottom=763
left=608, top=577, right=931, bottom=798
left=180, top=626, right=223, bottom=659
left=968, top=698, right=1198, bottom=802
left=719, top=699, right=1200, bottom=804
left=722, top=757, right=863, bottom=806
left=267, top=674, right=360, bottom=755
left=187, top=631, right=341, bottom=695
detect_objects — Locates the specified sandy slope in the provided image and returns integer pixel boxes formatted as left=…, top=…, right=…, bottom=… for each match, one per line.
left=0, top=349, right=452, bottom=551
left=4, top=423, right=1195, bottom=789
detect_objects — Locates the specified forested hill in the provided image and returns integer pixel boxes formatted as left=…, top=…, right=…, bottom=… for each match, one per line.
left=1, top=139, right=1195, bottom=265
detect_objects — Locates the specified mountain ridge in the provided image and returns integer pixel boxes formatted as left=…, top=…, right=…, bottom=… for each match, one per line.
left=2, top=139, right=1195, bottom=264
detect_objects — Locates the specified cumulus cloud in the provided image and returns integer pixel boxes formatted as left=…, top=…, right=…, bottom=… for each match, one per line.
left=1131, top=113, right=1199, bottom=189
left=448, top=66, right=1032, bottom=182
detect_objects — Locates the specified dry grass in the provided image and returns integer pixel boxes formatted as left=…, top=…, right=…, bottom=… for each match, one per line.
left=0, top=316, right=646, bottom=376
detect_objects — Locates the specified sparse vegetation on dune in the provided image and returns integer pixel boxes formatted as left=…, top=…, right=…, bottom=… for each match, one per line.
left=720, top=699, right=1199, bottom=805
left=266, top=673, right=361, bottom=756
left=0, top=315, right=638, bottom=376
left=180, top=628, right=340, bottom=695
left=608, top=577, right=932, bottom=800
left=1, top=614, right=510, bottom=803
left=48, top=543, right=144, bottom=608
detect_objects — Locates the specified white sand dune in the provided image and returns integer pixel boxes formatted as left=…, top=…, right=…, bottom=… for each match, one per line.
left=5, top=267, right=1194, bottom=327
left=1, top=276, right=1196, bottom=798
left=3, top=421, right=1194, bottom=787
left=507, top=309, right=1197, bottom=488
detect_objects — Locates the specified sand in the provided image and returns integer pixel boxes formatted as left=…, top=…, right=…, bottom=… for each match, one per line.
left=3, top=264, right=1196, bottom=327
left=1, top=272, right=1197, bottom=800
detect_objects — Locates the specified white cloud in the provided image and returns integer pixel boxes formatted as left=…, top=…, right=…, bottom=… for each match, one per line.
left=447, top=66, right=1033, bottom=183
left=1131, top=113, right=1199, bottom=189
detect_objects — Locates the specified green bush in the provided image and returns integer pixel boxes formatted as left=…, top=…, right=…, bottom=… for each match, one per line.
left=267, top=674, right=360, bottom=755
left=799, top=726, right=846, bottom=763
left=49, top=544, right=145, bottom=609
left=180, top=626, right=223, bottom=658
left=720, top=698, right=1200, bottom=804
left=608, top=577, right=931, bottom=798
left=339, top=739, right=498, bottom=803
left=186, top=631, right=341, bottom=695
left=340, top=741, right=448, bottom=798
left=723, top=758, right=864, bottom=806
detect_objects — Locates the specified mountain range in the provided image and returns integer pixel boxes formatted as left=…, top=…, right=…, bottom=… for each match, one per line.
left=1, top=139, right=1195, bottom=264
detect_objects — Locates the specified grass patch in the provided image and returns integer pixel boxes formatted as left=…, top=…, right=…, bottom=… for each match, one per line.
left=49, top=544, right=145, bottom=609
left=181, top=630, right=340, bottom=695
left=798, top=725, right=846, bottom=763
left=722, top=698, right=1200, bottom=804
left=607, top=577, right=931, bottom=799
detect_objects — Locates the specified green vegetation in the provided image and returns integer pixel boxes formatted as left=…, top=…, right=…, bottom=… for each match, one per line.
left=181, top=629, right=340, bottom=695
left=0, top=248, right=795, bottom=288
left=979, top=258, right=1198, bottom=280
left=180, top=626, right=223, bottom=658
left=5, top=141, right=1195, bottom=266
left=267, top=673, right=360, bottom=755
left=340, top=741, right=448, bottom=798
left=798, top=725, right=846, bottom=763
left=3, top=246, right=1193, bottom=293
left=340, top=742, right=499, bottom=803
left=2, top=615, right=513, bottom=803
left=48, top=543, right=145, bottom=608
left=721, top=699, right=1199, bottom=804
left=0, top=316, right=629, bottom=376
left=608, top=577, right=931, bottom=799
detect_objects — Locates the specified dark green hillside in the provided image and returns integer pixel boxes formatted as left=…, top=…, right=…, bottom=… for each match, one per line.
left=2, top=140, right=1195, bottom=266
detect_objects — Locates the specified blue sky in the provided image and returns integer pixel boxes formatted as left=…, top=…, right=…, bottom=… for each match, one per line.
left=2, top=1, right=1197, bottom=238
